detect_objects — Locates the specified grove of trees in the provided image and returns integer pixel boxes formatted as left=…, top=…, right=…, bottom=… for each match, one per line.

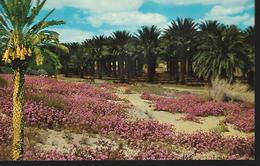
left=57, top=19, right=255, bottom=88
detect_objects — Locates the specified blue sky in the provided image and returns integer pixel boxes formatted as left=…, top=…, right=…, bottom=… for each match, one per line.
left=39, top=0, right=255, bottom=43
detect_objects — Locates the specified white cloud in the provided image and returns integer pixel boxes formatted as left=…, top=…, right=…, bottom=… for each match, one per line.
left=149, top=0, right=251, bottom=6
left=204, top=3, right=254, bottom=27
left=87, top=11, right=167, bottom=27
left=150, top=0, right=254, bottom=27
left=208, top=5, right=245, bottom=16
left=43, top=0, right=143, bottom=13
left=39, top=0, right=254, bottom=41
left=206, top=13, right=251, bottom=25
left=52, top=28, right=95, bottom=43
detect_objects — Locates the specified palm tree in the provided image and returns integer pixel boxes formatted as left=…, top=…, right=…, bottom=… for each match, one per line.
left=59, top=43, right=71, bottom=77
left=0, top=0, right=66, bottom=160
left=111, top=30, right=132, bottom=83
left=82, top=39, right=96, bottom=78
left=136, top=25, right=161, bottom=83
left=199, top=20, right=224, bottom=35
left=68, top=42, right=87, bottom=78
left=164, top=18, right=198, bottom=84
left=193, top=24, right=249, bottom=83
left=244, top=26, right=255, bottom=88
left=88, top=35, right=107, bottom=79
left=162, top=31, right=179, bottom=82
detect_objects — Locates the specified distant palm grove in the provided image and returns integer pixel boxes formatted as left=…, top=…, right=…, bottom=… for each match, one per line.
left=1, top=18, right=255, bottom=88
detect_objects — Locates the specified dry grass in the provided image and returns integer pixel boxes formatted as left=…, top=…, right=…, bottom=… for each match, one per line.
left=206, top=79, right=254, bottom=104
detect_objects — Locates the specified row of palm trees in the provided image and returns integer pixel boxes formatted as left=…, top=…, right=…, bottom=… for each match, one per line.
left=59, top=19, right=255, bottom=86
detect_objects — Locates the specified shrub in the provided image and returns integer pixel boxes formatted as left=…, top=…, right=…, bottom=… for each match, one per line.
left=208, top=78, right=254, bottom=104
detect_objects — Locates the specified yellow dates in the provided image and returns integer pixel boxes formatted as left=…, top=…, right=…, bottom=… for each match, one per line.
left=2, top=46, right=32, bottom=63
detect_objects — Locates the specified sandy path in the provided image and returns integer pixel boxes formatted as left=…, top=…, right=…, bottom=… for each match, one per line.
left=117, top=90, right=253, bottom=137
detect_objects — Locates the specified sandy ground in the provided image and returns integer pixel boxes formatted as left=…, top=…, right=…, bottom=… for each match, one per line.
left=20, top=79, right=253, bottom=154
left=117, top=88, right=254, bottom=138
left=33, top=129, right=137, bottom=157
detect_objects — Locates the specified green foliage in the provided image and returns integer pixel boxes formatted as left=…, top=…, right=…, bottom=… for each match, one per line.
left=193, top=22, right=250, bottom=82
left=163, top=18, right=198, bottom=58
left=0, top=0, right=67, bottom=71
left=0, top=66, right=12, bottom=73
left=136, top=25, right=161, bottom=54
left=26, top=68, right=48, bottom=76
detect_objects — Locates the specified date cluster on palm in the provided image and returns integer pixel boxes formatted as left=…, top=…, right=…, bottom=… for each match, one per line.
left=2, top=46, right=32, bottom=63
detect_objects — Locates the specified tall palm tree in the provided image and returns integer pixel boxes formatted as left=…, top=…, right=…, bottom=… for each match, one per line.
left=164, top=18, right=198, bottom=84
left=244, top=26, right=255, bottom=88
left=88, top=35, right=107, bottom=79
left=68, top=42, right=87, bottom=78
left=136, top=25, right=161, bottom=83
left=111, top=30, right=132, bottom=83
left=0, top=0, right=66, bottom=160
left=193, top=24, right=249, bottom=82
left=162, top=30, right=179, bottom=82
left=59, top=43, right=71, bottom=77
left=82, top=39, right=96, bottom=78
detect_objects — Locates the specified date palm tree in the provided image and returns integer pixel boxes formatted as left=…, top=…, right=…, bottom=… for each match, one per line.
left=193, top=24, right=249, bottom=82
left=136, top=25, right=161, bottom=83
left=244, top=26, right=255, bottom=88
left=0, top=0, right=67, bottom=160
left=68, top=42, right=87, bottom=78
left=165, top=18, right=198, bottom=84
left=111, top=30, right=132, bottom=83
left=88, top=35, right=108, bottom=79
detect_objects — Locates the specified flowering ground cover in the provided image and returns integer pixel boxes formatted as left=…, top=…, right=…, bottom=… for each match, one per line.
left=141, top=92, right=255, bottom=132
left=0, top=75, right=255, bottom=160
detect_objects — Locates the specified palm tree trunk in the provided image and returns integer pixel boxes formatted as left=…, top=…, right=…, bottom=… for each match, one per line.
left=137, top=57, right=144, bottom=77
left=112, top=57, right=117, bottom=78
left=80, top=66, right=84, bottom=78
left=107, top=56, right=112, bottom=77
left=64, top=64, right=69, bottom=77
left=188, top=58, right=193, bottom=76
left=147, top=51, right=156, bottom=83
left=180, top=57, right=186, bottom=85
left=119, top=55, right=125, bottom=82
left=126, top=55, right=131, bottom=82
left=97, top=58, right=103, bottom=79
left=12, top=68, right=25, bottom=161
left=173, top=60, right=179, bottom=83
left=90, top=61, right=95, bottom=77
left=132, top=59, right=137, bottom=78
left=169, top=56, right=173, bottom=81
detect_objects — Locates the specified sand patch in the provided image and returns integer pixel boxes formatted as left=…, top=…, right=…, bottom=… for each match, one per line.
left=32, top=129, right=137, bottom=157
left=117, top=91, right=254, bottom=138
